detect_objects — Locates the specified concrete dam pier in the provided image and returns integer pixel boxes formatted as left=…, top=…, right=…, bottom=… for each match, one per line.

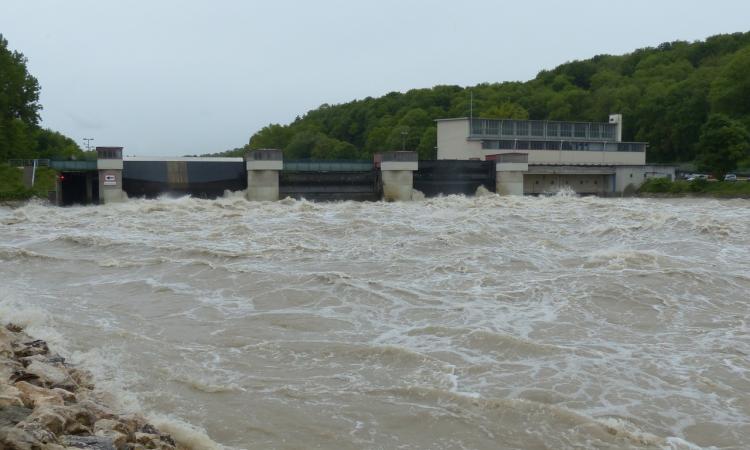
left=44, top=144, right=674, bottom=205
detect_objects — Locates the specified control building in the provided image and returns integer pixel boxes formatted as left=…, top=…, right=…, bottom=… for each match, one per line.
left=436, top=115, right=674, bottom=195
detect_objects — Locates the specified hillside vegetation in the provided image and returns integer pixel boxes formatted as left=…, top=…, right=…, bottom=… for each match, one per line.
left=221, top=32, right=750, bottom=171
left=1, top=34, right=85, bottom=199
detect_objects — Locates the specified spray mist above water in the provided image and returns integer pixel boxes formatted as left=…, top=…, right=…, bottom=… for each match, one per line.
left=1, top=193, right=749, bottom=449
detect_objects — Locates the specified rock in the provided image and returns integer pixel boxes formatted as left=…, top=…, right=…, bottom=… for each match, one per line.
left=94, top=418, right=131, bottom=436
left=23, top=407, right=67, bottom=434
left=14, top=381, right=65, bottom=408
left=134, top=432, right=160, bottom=448
left=61, top=434, right=116, bottom=450
left=0, top=404, right=33, bottom=427
left=1, top=325, right=178, bottom=450
left=0, top=356, right=24, bottom=383
left=41, top=444, right=67, bottom=450
left=95, top=429, right=128, bottom=449
left=0, top=384, right=25, bottom=407
left=51, top=387, right=77, bottom=403
left=0, top=425, right=43, bottom=450
left=23, top=361, right=75, bottom=389
left=13, top=339, right=49, bottom=358
left=20, top=353, right=66, bottom=368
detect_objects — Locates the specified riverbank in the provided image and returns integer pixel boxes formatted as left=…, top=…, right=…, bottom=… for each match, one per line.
left=0, top=323, right=181, bottom=450
left=637, top=177, right=750, bottom=198
left=0, top=164, right=56, bottom=202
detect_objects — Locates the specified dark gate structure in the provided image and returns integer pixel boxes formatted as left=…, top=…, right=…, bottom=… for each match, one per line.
left=414, top=160, right=496, bottom=197
left=123, top=160, right=246, bottom=199
left=279, top=160, right=381, bottom=201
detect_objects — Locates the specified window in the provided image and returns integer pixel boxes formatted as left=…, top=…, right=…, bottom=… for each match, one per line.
left=574, top=123, right=587, bottom=138
left=516, top=121, right=529, bottom=136
left=486, top=120, right=499, bottom=135
left=603, top=124, right=616, bottom=140
left=560, top=123, right=572, bottom=137
left=545, top=141, right=560, bottom=150
left=561, top=141, right=573, bottom=150
left=590, top=124, right=600, bottom=138
left=516, top=140, right=529, bottom=150
left=471, top=120, right=483, bottom=135
left=498, top=140, right=515, bottom=149
left=530, top=141, right=545, bottom=150
left=502, top=121, right=514, bottom=135
left=547, top=122, right=559, bottom=137
left=531, top=122, right=544, bottom=136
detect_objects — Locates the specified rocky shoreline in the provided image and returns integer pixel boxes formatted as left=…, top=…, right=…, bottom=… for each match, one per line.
left=0, top=323, right=182, bottom=450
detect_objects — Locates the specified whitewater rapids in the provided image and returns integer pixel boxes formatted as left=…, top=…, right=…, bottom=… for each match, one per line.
left=1, top=193, right=749, bottom=449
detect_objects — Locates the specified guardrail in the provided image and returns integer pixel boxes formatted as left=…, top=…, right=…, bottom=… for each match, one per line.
left=381, top=151, right=418, bottom=162
left=283, top=160, right=373, bottom=172
left=246, top=149, right=283, bottom=161
left=49, top=160, right=98, bottom=171
left=7, top=159, right=50, bottom=167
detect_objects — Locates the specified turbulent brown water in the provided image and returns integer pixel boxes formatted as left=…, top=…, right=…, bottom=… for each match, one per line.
left=1, top=192, right=749, bottom=449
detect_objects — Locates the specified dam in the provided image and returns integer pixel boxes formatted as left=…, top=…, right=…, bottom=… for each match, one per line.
left=36, top=143, right=675, bottom=205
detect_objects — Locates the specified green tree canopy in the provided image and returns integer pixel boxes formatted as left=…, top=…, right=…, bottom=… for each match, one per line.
left=695, top=114, right=750, bottom=178
left=0, top=35, right=82, bottom=161
left=208, top=31, right=750, bottom=164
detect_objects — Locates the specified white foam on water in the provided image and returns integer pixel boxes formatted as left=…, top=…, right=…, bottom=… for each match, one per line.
left=2, top=195, right=750, bottom=448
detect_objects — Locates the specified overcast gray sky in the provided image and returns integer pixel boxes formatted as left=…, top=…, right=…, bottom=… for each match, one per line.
left=2, top=1, right=749, bottom=156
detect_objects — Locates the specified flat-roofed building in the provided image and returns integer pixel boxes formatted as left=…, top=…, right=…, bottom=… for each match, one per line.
left=436, top=114, right=675, bottom=195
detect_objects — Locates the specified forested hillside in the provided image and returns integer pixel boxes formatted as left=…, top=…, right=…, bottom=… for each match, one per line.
left=227, top=32, right=750, bottom=167
left=0, top=34, right=84, bottom=162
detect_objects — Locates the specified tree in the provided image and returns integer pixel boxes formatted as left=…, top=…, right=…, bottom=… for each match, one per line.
left=480, top=102, right=529, bottom=120
left=695, top=114, right=750, bottom=178
left=224, top=31, right=750, bottom=163
left=709, top=46, right=750, bottom=116
left=248, top=123, right=293, bottom=150
left=0, top=34, right=41, bottom=160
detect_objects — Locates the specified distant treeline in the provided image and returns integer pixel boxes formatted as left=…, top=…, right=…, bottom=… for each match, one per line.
left=0, top=34, right=85, bottom=162
left=210, top=31, right=750, bottom=169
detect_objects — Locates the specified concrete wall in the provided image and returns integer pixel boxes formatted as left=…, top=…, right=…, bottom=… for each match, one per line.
left=525, top=149, right=645, bottom=166
left=523, top=174, right=609, bottom=195
left=496, top=172, right=524, bottom=195
left=437, top=119, right=483, bottom=160
left=382, top=170, right=414, bottom=201
left=98, top=169, right=125, bottom=203
left=614, top=165, right=676, bottom=194
left=436, top=118, right=645, bottom=165
left=247, top=170, right=279, bottom=201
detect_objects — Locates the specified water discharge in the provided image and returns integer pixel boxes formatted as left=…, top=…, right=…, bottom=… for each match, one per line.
left=1, top=193, right=749, bottom=449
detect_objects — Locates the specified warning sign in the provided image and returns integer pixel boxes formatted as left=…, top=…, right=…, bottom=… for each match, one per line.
left=103, top=174, right=117, bottom=186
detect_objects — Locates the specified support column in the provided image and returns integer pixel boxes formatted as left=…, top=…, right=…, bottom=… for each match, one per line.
left=245, top=149, right=283, bottom=201
left=97, top=147, right=124, bottom=204
left=495, top=152, right=528, bottom=196
left=380, top=151, right=418, bottom=201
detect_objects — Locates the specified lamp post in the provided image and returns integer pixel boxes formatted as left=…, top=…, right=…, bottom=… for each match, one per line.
left=83, top=138, right=94, bottom=151
left=400, top=129, right=409, bottom=151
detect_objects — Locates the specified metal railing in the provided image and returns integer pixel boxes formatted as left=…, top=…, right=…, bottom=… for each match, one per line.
left=381, top=151, right=418, bottom=162
left=7, top=159, right=50, bottom=167
left=245, top=149, right=283, bottom=161
left=470, top=118, right=619, bottom=141
left=481, top=139, right=646, bottom=152
left=49, top=160, right=98, bottom=171
left=283, top=160, right=373, bottom=172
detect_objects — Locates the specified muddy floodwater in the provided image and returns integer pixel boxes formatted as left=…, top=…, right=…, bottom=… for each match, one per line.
left=1, top=193, right=749, bottom=449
